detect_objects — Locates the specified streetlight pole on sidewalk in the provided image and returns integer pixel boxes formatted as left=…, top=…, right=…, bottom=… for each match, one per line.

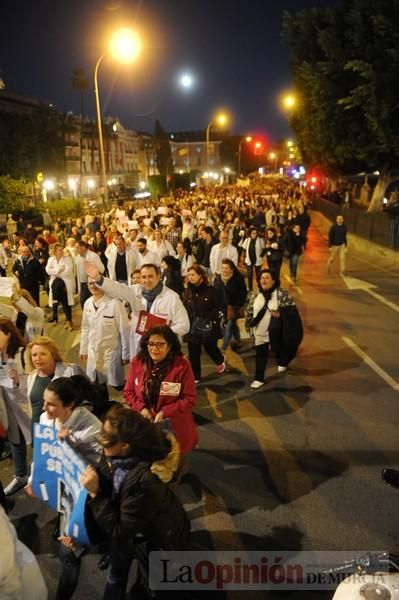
left=94, top=27, right=142, bottom=207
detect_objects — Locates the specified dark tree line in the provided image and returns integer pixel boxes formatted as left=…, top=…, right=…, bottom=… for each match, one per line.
left=283, top=0, right=399, bottom=210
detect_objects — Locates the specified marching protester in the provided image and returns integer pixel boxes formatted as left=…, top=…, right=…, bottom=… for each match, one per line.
left=160, top=255, right=185, bottom=297
left=80, top=405, right=190, bottom=599
left=246, top=269, right=303, bottom=389
left=105, top=236, right=137, bottom=284
left=25, top=376, right=103, bottom=600
left=79, top=277, right=131, bottom=390
left=26, top=336, right=83, bottom=424
left=327, top=214, right=348, bottom=275
left=12, top=245, right=43, bottom=305
left=75, top=240, right=105, bottom=307
left=123, top=325, right=198, bottom=455
left=148, top=228, right=176, bottom=266
left=214, top=258, right=247, bottom=353
left=240, top=227, right=265, bottom=291
left=46, top=243, right=75, bottom=330
left=0, top=319, right=30, bottom=496
left=84, top=261, right=190, bottom=357
left=183, top=264, right=225, bottom=383
left=176, top=239, right=194, bottom=278
left=285, top=222, right=304, bottom=282
left=209, top=229, right=238, bottom=278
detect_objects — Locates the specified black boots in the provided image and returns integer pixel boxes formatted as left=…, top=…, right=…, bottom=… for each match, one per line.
left=47, top=305, right=58, bottom=323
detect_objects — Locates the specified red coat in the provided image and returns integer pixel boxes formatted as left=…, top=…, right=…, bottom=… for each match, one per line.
left=123, top=355, right=198, bottom=455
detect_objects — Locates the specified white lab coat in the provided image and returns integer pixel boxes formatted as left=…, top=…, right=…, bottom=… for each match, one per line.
left=135, top=249, right=159, bottom=269
left=14, top=296, right=44, bottom=341
left=0, top=506, right=48, bottom=600
left=45, top=256, right=75, bottom=307
left=80, top=295, right=131, bottom=386
left=75, top=249, right=104, bottom=292
left=99, top=278, right=190, bottom=357
left=209, top=243, right=238, bottom=275
left=147, top=240, right=176, bottom=266
left=105, top=245, right=137, bottom=281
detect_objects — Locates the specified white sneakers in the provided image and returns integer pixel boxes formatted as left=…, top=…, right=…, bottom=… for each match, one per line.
left=278, top=366, right=287, bottom=373
left=250, top=380, right=264, bottom=389
left=4, top=475, right=28, bottom=496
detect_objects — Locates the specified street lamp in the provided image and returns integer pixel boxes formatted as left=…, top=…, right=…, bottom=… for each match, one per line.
left=94, top=27, right=141, bottom=207
left=269, top=152, right=278, bottom=172
left=237, top=135, right=252, bottom=176
left=206, top=112, right=228, bottom=171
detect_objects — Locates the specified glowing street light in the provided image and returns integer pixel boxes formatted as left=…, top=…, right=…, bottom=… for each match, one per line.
left=180, top=73, right=194, bottom=89
left=95, top=27, right=141, bottom=206
left=237, top=135, right=252, bottom=176
left=287, top=139, right=294, bottom=148
left=206, top=112, right=229, bottom=171
left=269, top=152, right=278, bottom=171
left=280, top=92, right=298, bottom=113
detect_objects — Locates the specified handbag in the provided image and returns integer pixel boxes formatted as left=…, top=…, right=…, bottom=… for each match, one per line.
left=190, top=315, right=213, bottom=339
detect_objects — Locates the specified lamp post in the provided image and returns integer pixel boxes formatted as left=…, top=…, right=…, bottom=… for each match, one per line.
left=269, top=152, right=278, bottom=172
left=237, top=135, right=252, bottom=176
left=94, top=27, right=141, bottom=207
left=206, top=112, right=227, bottom=172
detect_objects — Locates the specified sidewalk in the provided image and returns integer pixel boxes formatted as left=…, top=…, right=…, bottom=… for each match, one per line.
left=310, top=210, right=399, bottom=268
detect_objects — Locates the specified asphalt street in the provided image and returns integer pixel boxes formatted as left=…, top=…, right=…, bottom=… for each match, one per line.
left=1, top=215, right=399, bottom=600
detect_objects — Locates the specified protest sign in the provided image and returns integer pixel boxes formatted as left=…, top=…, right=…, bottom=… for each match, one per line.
left=32, top=423, right=90, bottom=545
left=0, top=277, right=15, bottom=298
left=136, top=208, right=148, bottom=217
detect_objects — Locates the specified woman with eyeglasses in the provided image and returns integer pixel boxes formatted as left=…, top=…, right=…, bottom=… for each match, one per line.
left=123, top=325, right=198, bottom=456
left=80, top=404, right=190, bottom=600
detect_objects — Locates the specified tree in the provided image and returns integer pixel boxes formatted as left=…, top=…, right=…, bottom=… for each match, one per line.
left=153, top=120, right=173, bottom=179
left=283, top=0, right=399, bottom=211
left=0, top=175, right=27, bottom=213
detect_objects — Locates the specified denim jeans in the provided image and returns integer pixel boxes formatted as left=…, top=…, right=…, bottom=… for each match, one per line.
left=222, top=319, right=240, bottom=351
left=289, top=254, right=299, bottom=279
left=55, top=543, right=82, bottom=600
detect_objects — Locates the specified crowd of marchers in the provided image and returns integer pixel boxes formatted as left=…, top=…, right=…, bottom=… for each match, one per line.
left=0, top=178, right=344, bottom=599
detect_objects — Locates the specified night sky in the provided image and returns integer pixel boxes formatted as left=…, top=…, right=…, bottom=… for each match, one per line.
left=1, top=0, right=337, bottom=140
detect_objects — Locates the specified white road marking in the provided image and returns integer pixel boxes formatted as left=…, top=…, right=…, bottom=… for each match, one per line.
left=341, top=275, right=399, bottom=313
left=342, top=336, right=399, bottom=392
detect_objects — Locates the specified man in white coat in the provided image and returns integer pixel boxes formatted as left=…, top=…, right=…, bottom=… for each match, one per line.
left=79, top=278, right=131, bottom=389
left=84, top=262, right=190, bottom=357
left=209, top=231, right=238, bottom=277
left=75, top=240, right=105, bottom=307
left=105, top=236, right=137, bottom=283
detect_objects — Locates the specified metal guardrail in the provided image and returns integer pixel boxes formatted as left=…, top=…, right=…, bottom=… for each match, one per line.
left=313, top=197, right=399, bottom=251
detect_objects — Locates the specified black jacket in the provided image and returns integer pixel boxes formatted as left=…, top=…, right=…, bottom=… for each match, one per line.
left=89, top=460, right=190, bottom=550
left=12, top=256, right=43, bottom=301
left=269, top=305, right=303, bottom=363
left=213, top=272, right=247, bottom=309
left=183, top=281, right=222, bottom=340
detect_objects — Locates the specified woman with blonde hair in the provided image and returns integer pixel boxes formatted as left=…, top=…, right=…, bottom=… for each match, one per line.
left=148, top=229, right=175, bottom=266
left=26, top=336, right=83, bottom=424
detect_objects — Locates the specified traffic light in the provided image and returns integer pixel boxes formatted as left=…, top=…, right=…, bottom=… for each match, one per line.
left=254, top=141, right=264, bottom=155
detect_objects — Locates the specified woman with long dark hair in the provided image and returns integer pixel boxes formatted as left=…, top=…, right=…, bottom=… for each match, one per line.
left=123, top=325, right=198, bottom=455
left=214, top=258, right=247, bottom=353
left=160, top=255, right=185, bottom=297
left=0, top=318, right=30, bottom=496
left=183, top=264, right=225, bottom=383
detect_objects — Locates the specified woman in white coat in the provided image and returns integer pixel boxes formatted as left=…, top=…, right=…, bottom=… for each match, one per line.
left=45, top=243, right=75, bottom=330
left=79, top=279, right=131, bottom=390
left=148, top=229, right=175, bottom=266
left=0, top=503, right=47, bottom=600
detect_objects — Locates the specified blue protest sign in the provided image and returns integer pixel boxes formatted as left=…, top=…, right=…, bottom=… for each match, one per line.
left=32, top=423, right=90, bottom=545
